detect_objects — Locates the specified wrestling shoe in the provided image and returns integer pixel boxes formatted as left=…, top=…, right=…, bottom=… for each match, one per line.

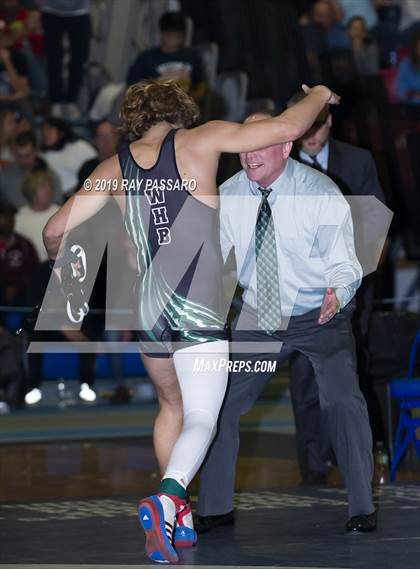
left=174, top=502, right=197, bottom=548
left=138, top=494, right=181, bottom=564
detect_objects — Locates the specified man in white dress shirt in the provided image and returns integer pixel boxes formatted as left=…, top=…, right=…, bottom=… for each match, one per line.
left=196, top=113, right=376, bottom=533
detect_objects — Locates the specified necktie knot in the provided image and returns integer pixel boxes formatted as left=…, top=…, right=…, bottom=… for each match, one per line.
left=310, top=155, right=323, bottom=171
left=258, top=187, right=272, bottom=200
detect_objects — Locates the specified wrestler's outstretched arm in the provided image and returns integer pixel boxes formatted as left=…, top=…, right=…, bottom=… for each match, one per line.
left=191, top=84, right=339, bottom=153
left=43, top=155, right=122, bottom=261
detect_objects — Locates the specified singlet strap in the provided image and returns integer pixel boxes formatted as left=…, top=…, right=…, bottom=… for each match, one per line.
left=117, top=142, right=131, bottom=178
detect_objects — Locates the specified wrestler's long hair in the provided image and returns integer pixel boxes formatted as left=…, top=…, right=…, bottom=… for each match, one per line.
left=119, top=80, right=200, bottom=141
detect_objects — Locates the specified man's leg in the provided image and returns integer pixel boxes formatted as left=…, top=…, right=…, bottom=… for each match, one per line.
left=65, top=14, right=91, bottom=103
left=286, top=303, right=374, bottom=519
left=289, top=352, right=327, bottom=481
left=41, top=12, right=65, bottom=103
left=196, top=359, right=273, bottom=516
left=197, top=311, right=290, bottom=517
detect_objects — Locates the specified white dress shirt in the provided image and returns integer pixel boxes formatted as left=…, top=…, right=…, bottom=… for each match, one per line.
left=299, top=141, right=329, bottom=171
left=219, top=158, right=362, bottom=317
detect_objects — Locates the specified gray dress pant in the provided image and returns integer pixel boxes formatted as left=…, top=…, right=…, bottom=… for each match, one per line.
left=197, top=300, right=374, bottom=518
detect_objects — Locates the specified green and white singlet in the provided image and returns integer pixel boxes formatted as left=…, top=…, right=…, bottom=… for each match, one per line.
left=118, top=129, right=227, bottom=357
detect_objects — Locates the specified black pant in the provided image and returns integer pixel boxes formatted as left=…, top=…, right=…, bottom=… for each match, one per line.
left=27, top=331, right=96, bottom=389
left=290, top=277, right=386, bottom=481
left=198, top=301, right=374, bottom=518
left=42, top=12, right=91, bottom=103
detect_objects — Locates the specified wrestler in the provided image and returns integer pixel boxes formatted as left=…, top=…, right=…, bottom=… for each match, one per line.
left=43, top=80, right=339, bottom=564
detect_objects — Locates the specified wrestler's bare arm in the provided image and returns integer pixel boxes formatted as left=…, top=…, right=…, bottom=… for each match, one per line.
left=190, top=85, right=339, bottom=154
left=43, top=155, right=122, bottom=260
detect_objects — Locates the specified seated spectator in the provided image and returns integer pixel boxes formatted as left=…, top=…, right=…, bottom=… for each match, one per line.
left=338, top=0, right=378, bottom=30
left=78, top=120, right=120, bottom=185
left=40, top=117, right=97, bottom=197
left=347, top=16, right=379, bottom=75
left=127, top=11, right=206, bottom=102
left=0, top=0, right=27, bottom=50
left=310, top=0, right=350, bottom=50
left=0, top=0, right=47, bottom=101
left=23, top=9, right=47, bottom=100
left=0, top=47, right=30, bottom=116
left=396, top=32, right=420, bottom=106
left=0, top=130, right=62, bottom=208
left=15, top=170, right=59, bottom=261
left=0, top=106, right=17, bottom=161
left=0, top=199, right=38, bottom=312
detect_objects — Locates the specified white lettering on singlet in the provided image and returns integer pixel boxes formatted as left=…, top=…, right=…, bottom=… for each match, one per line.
left=144, top=182, right=171, bottom=245
left=151, top=206, right=169, bottom=226
left=144, top=186, right=165, bottom=206
left=157, top=227, right=171, bottom=245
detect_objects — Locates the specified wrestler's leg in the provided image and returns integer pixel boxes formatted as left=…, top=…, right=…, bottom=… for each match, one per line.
left=138, top=340, right=229, bottom=563
left=141, top=353, right=183, bottom=474
left=164, top=339, right=229, bottom=486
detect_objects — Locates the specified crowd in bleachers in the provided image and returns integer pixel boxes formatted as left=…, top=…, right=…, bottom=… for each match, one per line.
left=0, top=0, right=419, bottom=413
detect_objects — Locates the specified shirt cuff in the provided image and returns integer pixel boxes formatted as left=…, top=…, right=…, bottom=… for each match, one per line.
left=335, top=287, right=350, bottom=310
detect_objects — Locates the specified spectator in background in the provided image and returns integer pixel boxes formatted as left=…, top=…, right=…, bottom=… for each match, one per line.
left=78, top=120, right=120, bottom=185
left=41, top=0, right=91, bottom=119
left=0, top=107, right=18, bottom=161
left=0, top=0, right=47, bottom=100
left=0, top=130, right=62, bottom=208
left=40, top=117, right=96, bottom=198
left=396, top=31, right=420, bottom=108
left=347, top=16, right=379, bottom=75
left=127, top=11, right=206, bottom=102
left=15, top=170, right=59, bottom=261
left=339, top=0, right=378, bottom=30
left=0, top=0, right=27, bottom=51
left=310, top=0, right=350, bottom=50
left=22, top=9, right=47, bottom=101
left=0, top=47, right=30, bottom=116
left=78, top=119, right=133, bottom=405
left=0, top=199, right=38, bottom=312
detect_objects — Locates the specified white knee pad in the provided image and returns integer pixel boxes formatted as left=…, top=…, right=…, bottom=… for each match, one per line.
left=163, top=340, right=229, bottom=487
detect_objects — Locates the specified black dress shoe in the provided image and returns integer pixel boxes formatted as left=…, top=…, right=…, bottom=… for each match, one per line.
left=346, top=510, right=377, bottom=533
left=194, top=510, right=235, bottom=534
left=299, top=471, right=327, bottom=486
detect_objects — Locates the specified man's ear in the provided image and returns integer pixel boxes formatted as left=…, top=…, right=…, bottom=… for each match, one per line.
left=326, top=114, right=332, bottom=128
left=282, top=141, right=293, bottom=158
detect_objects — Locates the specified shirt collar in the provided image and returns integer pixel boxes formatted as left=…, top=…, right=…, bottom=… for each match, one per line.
left=299, top=140, right=330, bottom=171
left=248, top=158, right=294, bottom=197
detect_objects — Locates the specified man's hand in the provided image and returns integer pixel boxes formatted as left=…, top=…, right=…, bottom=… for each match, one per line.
left=318, top=287, right=340, bottom=325
left=302, top=83, right=341, bottom=105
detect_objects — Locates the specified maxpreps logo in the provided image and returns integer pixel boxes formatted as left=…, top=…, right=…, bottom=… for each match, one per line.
left=143, top=179, right=197, bottom=246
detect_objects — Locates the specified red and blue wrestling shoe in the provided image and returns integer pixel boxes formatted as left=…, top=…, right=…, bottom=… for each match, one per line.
left=174, top=502, right=198, bottom=548
left=138, top=494, right=181, bottom=564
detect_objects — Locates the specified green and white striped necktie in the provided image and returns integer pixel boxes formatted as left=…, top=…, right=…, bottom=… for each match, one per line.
left=255, top=187, right=282, bottom=333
